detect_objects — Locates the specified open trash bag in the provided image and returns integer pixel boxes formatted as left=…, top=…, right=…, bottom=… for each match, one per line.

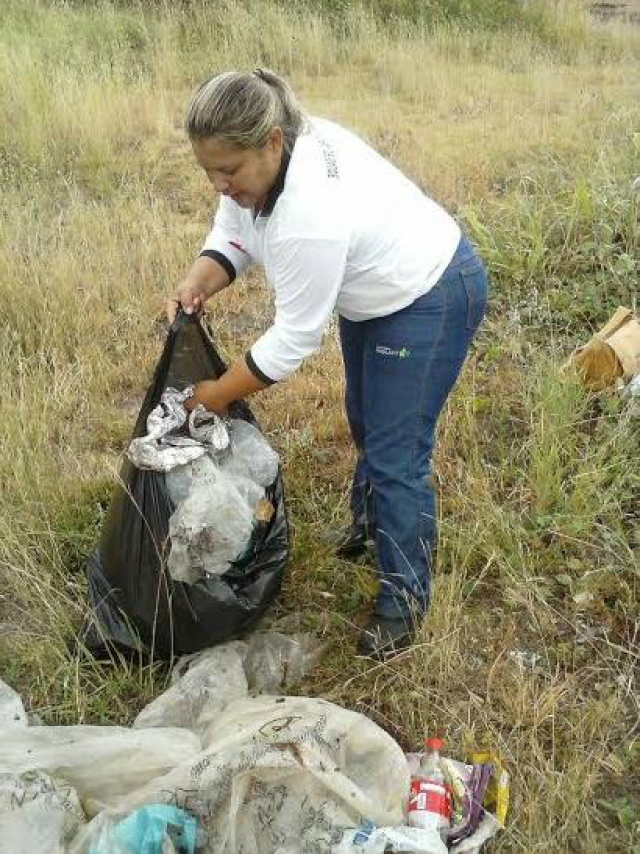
left=83, top=312, right=289, bottom=659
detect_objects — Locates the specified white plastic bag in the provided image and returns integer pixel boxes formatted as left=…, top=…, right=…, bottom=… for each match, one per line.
left=108, top=694, right=409, bottom=854
left=166, top=454, right=219, bottom=507
left=168, top=468, right=255, bottom=581
left=133, top=633, right=324, bottom=735
left=164, top=417, right=279, bottom=584
left=134, top=642, right=249, bottom=735
left=0, top=770, right=85, bottom=854
left=0, top=725, right=200, bottom=817
left=243, top=631, right=325, bottom=693
left=222, top=419, right=280, bottom=487
left=0, top=678, right=27, bottom=727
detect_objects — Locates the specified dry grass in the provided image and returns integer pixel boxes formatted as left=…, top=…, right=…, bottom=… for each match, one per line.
left=0, top=1, right=639, bottom=852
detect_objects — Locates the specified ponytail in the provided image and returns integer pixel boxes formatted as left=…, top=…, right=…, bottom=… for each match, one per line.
left=185, top=68, right=307, bottom=153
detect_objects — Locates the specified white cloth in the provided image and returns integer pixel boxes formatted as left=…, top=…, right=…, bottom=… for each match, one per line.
left=202, top=118, right=461, bottom=382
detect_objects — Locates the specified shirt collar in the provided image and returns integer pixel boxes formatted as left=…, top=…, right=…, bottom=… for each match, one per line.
left=256, top=148, right=291, bottom=218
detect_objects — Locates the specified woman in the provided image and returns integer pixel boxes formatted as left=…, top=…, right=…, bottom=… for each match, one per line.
left=168, top=68, right=488, bottom=659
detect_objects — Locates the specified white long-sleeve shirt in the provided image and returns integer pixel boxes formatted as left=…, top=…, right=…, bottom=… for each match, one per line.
left=201, top=117, right=460, bottom=383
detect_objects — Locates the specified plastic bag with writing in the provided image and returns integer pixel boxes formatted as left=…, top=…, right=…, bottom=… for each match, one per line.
left=0, top=771, right=85, bottom=854
left=0, top=724, right=201, bottom=817
left=101, top=695, right=409, bottom=854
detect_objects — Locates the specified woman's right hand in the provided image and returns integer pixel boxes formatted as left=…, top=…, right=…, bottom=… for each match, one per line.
left=166, top=279, right=207, bottom=324
left=166, top=255, right=234, bottom=323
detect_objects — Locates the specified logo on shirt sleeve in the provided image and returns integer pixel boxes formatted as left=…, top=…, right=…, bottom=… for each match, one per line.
left=229, top=240, right=248, bottom=254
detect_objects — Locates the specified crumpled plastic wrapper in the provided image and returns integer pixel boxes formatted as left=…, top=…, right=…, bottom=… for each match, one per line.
left=125, top=387, right=280, bottom=584
left=223, top=419, right=281, bottom=488
left=127, top=387, right=229, bottom=472
left=164, top=419, right=280, bottom=583
left=168, top=468, right=257, bottom=583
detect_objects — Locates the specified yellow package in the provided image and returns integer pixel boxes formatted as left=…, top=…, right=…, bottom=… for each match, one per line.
left=469, top=750, right=510, bottom=827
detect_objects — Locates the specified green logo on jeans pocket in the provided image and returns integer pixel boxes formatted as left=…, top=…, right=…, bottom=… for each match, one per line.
left=375, top=345, right=412, bottom=358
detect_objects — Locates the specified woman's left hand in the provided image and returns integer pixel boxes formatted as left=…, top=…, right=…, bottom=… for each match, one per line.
left=184, top=359, right=269, bottom=415
left=184, top=380, right=227, bottom=414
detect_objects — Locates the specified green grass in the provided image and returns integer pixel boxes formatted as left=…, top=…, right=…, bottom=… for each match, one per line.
left=0, top=1, right=639, bottom=852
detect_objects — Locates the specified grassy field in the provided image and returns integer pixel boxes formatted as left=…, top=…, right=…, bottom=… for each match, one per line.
left=1, top=1, right=639, bottom=851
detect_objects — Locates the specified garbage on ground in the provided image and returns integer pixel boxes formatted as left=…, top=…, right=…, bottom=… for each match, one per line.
left=507, top=648, right=542, bottom=671
left=76, top=804, right=200, bottom=854
left=134, top=632, right=326, bottom=737
left=0, top=771, right=85, bottom=854
left=565, top=306, right=640, bottom=390
left=0, top=630, right=411, bottom=854
left=333, top=816, right=502, bottom=854
left=0, top=723, right=201, bottom=817
left=83, top=312, right=289, bottom=660
left=334, top=820, right=449, bottom=854
left=0, top=630, right=507, bottom=854
left=133, top=641, right=249, bottom=735
left=0, top=678, right=27, bottom=726
left=243, top=629, right=325, bottom=693
left=335, top=742, right=508, bottom=853
left=394, top=745, right=508, bottom=854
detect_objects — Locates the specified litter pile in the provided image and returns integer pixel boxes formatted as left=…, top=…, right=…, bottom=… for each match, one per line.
left=127, top=387, right=280, bottom=583
left=0, top=633, right=507, bottom=854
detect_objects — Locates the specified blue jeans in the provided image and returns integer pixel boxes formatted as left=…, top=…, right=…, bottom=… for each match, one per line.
left=339, top=235, right=488, bottom=620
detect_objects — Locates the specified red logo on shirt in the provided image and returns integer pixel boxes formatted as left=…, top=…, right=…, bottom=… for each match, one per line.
left=229, top=240, right=248, bottom=254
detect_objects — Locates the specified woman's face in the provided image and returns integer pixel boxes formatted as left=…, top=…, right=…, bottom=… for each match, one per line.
left=192, top=127, right=284, bottom=210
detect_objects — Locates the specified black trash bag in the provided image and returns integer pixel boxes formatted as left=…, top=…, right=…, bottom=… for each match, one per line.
left=82, top=312, right=289, bottom=660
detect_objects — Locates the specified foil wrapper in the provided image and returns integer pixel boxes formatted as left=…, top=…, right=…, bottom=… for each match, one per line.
left=127, top=387, right=229, bottom=472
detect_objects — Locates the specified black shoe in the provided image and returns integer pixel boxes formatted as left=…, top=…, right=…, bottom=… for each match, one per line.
left=356, top=615, right=416, bottom=659
left=326, top=523, right=375, bottom=560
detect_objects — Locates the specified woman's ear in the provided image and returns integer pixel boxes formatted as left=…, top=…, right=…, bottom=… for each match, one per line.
left=267, top=126, right=284, bottom=155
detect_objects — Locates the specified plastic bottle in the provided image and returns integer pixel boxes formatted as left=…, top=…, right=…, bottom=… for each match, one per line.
left=407, top=737, right=452, bottom=841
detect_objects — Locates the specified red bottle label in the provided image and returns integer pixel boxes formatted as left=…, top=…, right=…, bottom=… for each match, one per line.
left=408, top=779, right=452, bottom=819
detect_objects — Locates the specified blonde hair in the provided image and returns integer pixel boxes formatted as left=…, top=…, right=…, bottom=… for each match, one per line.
left=185, top=68, right=307, bottom=153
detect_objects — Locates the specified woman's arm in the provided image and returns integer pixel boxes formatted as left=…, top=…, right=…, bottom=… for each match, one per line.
left=168, top=194, right=255, bottom=321
left=185, top=358, right=268, bottom=413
